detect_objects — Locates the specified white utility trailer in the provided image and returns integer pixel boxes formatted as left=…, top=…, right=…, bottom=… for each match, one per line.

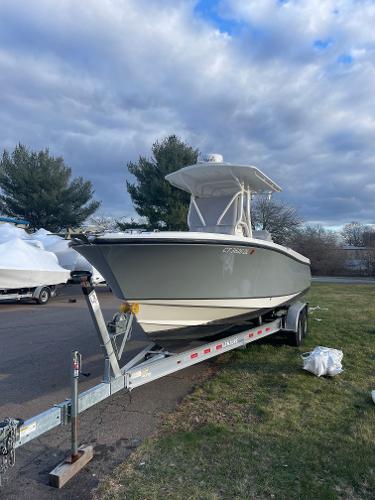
left=0, top=281, right=308, bottom=487
left=0, top=285, right=57, bottom=305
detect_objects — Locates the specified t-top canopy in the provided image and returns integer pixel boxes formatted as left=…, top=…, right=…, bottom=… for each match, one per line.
left=165, top=160, right=282, bottom=197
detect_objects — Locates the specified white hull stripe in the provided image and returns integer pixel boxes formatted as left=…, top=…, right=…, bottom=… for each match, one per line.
left=135, top=294, right=299, bottom=309
left=135, top=293, right=299, bottom=333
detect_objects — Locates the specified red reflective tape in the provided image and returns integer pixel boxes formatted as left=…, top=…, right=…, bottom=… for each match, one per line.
left=257, top=330, right=263, bottom=334
left=249, top=332, right=254, bottom=338
left=216, top=344, right=223, bottom=350
left=266, top=327, right=271, bottom=332
left=191, top=353, right=198, bottom=359
left=204, top=348, right=211, bottom=354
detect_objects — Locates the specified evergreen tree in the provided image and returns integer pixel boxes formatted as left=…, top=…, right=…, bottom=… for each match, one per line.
left=124, top=135, right=198, bottom=230
left=0, top=144, right=100, bottom=231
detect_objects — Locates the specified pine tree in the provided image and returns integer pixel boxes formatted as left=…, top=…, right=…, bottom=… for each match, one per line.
left=0, top=144, right=100, bottom=231
left=124, top=135, right=198, bottom=230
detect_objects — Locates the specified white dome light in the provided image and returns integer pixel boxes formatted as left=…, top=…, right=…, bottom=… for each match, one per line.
left=202, top=153, right=223, bottom=163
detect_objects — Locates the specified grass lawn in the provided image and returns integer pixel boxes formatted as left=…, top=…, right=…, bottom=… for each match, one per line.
left=100, top=284, right=375, bottom=499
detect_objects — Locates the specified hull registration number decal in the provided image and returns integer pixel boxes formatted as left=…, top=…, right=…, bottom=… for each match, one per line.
left=223, top=247, right=255, bottom=255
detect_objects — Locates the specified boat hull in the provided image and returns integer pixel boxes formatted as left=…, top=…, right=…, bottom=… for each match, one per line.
left=136, top=293, right=305, bottom=346
left=75, top=237, right=311, bottom=344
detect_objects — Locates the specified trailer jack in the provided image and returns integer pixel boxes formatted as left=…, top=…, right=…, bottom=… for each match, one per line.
left=48, top=351, right=93, bottom=488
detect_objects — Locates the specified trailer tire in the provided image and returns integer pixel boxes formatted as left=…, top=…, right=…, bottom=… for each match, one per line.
left=289, top=310, right=305, bottom=347
left=303, top=307, right=309, bottom=337
left=35, top=287, right=51, bottom=305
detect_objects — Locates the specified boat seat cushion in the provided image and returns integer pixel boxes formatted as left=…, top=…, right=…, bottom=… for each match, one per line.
left=188, top=195, right=240, bottom=234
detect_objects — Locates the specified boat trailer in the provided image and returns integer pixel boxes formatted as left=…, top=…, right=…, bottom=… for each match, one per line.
left=0, top=285, right=57, bottom=304
left=0, top=281, right=308, bottom=487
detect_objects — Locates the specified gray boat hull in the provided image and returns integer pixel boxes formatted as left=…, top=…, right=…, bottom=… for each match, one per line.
left=74, top=236, right=311, bottom=344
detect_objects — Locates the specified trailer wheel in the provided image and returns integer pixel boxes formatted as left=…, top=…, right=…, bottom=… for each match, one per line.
left=35, top=287, right=51, bottom=305
left=289, top=311, right=305, bottom=347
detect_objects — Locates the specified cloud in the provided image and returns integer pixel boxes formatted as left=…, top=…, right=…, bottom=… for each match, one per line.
left=0, top=0, right=374, bottom=225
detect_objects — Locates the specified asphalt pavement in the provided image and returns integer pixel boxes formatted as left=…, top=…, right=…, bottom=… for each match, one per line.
left=0, top=286, right=208, bottom=499
left=312, top=276, right=375, bottom=284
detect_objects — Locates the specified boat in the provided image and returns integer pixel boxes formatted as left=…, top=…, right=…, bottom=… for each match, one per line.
left=0, top=238, right=71, bottom=290
left=32, top=229, right=105, bottom=285
left=73, top=154, right=311, bottom=346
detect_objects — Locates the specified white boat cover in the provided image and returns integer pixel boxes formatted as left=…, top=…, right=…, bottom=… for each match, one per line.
left=165, top=162, right=282, bottom=197
left=0, top=224, right=104, bottom=288
left=0, top=238, right=70, bottom=289
left=0, top=223, right=31, bottom=242
left=33, top=229, right=87, bottom=271
left=33, top=229, right=104, bottom=280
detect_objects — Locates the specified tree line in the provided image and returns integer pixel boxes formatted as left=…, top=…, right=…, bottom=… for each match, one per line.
left=1, top=137, right=374, bottom=276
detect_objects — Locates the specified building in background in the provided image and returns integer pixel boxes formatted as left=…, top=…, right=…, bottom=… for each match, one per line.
left=341, top=244, right=375, bottom=276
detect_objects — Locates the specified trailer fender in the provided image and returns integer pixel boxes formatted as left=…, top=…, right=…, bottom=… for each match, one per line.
left=284, top=301, right=308, bottom=333
left=33, top=286, right=45, bottom=299
left=33, top=286, right=51, bottom=304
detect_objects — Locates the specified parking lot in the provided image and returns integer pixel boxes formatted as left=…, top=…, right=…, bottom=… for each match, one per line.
left=0, top=285, right=207, bottom=499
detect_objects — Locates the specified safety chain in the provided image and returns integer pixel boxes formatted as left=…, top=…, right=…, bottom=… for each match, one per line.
left=0, top=418, right=20, bottom=487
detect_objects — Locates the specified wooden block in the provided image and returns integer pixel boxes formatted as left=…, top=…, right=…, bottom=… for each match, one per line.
left=49, top=445, right=94, bottom=488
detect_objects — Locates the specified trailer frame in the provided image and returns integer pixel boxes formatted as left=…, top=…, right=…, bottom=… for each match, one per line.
left=0, top=281, right=308, bottom=485
left=0, top=285, right=57, bottom=304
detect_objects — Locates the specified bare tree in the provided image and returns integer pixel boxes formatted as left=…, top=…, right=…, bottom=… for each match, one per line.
left=86, top=214, right=119, bottom=232
left=288, top=225, right=345, bottom=276
left=251, top=195, right=302, bottom=245
left=341, top=221, right=368, bottom=247
left=116, top=216, right=149, bottom=232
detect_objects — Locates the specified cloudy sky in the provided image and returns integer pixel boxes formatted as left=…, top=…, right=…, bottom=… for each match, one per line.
left=0, top=0, right=374, bottom=225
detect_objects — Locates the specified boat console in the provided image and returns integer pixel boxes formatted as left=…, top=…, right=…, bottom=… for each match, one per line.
left=166, top=154, right=282, bottom=239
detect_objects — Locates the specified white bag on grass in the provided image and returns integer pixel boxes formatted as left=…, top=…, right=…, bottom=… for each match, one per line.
left=302, top=346, right=343, bottom=377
